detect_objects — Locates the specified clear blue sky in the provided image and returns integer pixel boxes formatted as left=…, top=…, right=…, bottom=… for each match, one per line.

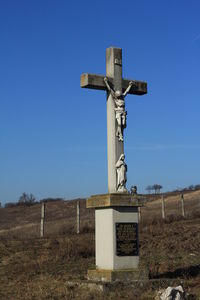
left=1, top=0, right=200, bottom=204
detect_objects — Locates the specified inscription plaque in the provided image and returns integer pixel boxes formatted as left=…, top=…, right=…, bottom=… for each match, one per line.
left=116, top=222, right=139, bottom=256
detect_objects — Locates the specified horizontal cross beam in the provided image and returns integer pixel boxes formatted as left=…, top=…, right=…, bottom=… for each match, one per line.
left=80, top=73, right=147, bottom=95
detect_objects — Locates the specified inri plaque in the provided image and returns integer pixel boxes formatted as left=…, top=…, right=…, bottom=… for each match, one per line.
left=116, top=222, right=139, bottom=256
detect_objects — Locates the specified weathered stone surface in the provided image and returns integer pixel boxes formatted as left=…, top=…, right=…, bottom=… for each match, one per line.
left=95, top=207, right=139, bottom=270
left=106, top=47, right=123, bottom=193
left=81, top=47, right=148, bottom=281
left=156, top=285, right=185, bottom=300
left=81, top=47, right=147, bottom=193
left=86, top=193, right=145, bottom=209
left=80, top=73, right=147, bottom=95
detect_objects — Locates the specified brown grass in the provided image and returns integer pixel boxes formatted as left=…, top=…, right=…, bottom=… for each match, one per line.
left=0, top=192, right=200, bottom=299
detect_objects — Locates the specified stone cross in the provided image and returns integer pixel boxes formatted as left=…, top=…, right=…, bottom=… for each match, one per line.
left=81, top=47, right=147, bottom=193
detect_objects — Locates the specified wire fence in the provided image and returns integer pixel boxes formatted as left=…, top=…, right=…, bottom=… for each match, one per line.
left=140, top=194, right=200, bottom=223
left=0, top=194, right=199, bottom=240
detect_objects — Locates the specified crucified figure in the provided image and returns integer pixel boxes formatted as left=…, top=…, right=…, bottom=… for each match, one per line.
left=104, top=77, right=134, bottom=141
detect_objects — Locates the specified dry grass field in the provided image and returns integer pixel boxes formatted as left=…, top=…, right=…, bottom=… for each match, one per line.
left=0, top=191, right=200, bottom=299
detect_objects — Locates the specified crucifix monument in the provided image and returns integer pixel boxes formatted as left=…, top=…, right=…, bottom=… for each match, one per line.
left=81, top=47, right=148, bottom=282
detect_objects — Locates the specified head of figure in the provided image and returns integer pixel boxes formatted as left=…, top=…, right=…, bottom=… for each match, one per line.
left=115, top=90, right=122, bottom=98
left=120, top=154, right=125, bottom=161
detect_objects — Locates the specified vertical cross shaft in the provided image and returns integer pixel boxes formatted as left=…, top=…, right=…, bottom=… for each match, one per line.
left=80, top=47, right=147, bottom=194
left=106, top=48, right=124, bottom=193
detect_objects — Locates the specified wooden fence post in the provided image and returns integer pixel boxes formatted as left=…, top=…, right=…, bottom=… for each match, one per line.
left=161, top=195, right=165, bottom=220
left=138, top=206, right=141, bottom=222
left=40, top=202, right=45, bottom=238
left=181, top=194, right=185, bottom=217
left=77, top=200, right=80, bottom=234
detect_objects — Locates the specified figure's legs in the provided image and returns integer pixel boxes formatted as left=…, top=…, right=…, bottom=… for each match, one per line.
left=116, top=114, right=123, bottom=141
left=122, top=113, right=126, bottom=127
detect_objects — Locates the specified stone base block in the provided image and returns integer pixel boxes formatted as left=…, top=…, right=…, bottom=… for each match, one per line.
left=88, top=268, right=149, bottom=283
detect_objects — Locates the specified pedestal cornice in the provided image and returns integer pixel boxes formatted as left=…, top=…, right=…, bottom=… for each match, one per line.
left=86, top=193, right=145, bottom=209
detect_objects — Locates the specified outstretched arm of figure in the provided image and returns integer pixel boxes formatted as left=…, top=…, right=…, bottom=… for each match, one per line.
left=123, top=81, right=134, bottom=97
left=104, top=77, right=115, bottom=97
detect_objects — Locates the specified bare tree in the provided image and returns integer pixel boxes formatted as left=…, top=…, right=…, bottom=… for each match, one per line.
left=18, top=192, right=36, bottom=205
left=152, top=184, right=163, bottom=194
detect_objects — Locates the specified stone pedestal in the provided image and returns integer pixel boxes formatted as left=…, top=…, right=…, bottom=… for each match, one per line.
left=87, top=193, right=148, bottom=282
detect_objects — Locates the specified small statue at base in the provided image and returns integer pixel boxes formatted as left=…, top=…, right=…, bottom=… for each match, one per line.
left=130, top=185, right=137, bottom=195
left=116, top=154, right=127, bottom=192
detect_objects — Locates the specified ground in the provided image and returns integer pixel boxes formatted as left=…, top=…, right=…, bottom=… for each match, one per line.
left=0, top=191, right=200, bottom=299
